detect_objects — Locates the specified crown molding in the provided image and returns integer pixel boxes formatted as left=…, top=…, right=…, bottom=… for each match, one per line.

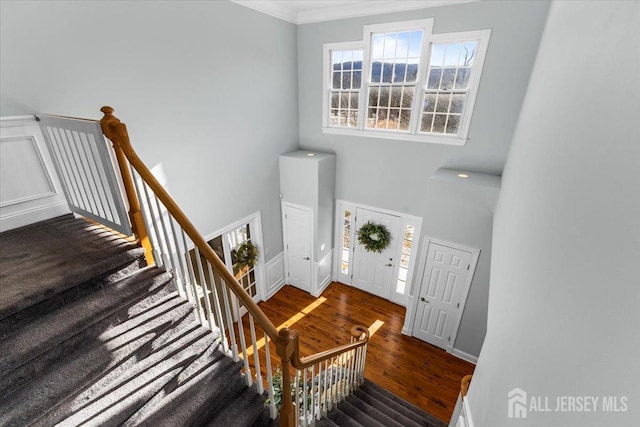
left=231, top=0, right=480, bottom=25
left=231, top=1, right=298, bottom=24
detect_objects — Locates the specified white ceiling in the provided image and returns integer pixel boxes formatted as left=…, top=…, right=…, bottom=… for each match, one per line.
left=230, top=0, right=478, bottom=25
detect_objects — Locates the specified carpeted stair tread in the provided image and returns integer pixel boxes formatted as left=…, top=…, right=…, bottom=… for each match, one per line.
left=205, top=383, right=270, bottom=427
left=0, top=287, right=186, bottom=397
left=316, top=417, right=340, bottom=427
left=0, top=293, right=203, bottom=427
left=121, top=342, right=230, bottom=426
left=333, top=400, right=386, bottom=427
left=345, top=394, right=413, bottom=427
left=353, top=388, right=427, bottom=427
left=0, top=267, right=174, bottom=374
left=0, top=214, right=145, bottom=319
left=360, top=380, right=446, bottom=426
left=326, top=407, right=365, bottom=427
left=132, top=355, right=248, bottom=426
left=35, top=323, right=220, bottom=427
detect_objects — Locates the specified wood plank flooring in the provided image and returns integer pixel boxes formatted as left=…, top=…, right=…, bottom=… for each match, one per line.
left=236, top=282, right=475, bottom=423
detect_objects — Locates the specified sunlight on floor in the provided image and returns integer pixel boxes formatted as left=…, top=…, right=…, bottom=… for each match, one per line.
left=244, top=297, right=327, bottom=357
left=368, top=319, right=385, bottom=337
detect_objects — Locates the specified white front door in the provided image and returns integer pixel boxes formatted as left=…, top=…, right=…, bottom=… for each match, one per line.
left=412, top=242, right=472, bottom=350
left=284, top=204, right=312, bottom=292
left=351, top=208, right=401, bottom=299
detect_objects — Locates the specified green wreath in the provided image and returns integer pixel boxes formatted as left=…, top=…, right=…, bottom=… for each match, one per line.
left=233, top=241, right=259, bottom=271
left=356, top=222, right=391, bottom=253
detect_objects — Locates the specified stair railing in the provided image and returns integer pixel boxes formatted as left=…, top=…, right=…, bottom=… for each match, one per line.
left=99, top=106, right=369, bottom=426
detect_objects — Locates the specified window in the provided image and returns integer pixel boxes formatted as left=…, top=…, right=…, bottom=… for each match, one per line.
left=323, top=20, right=490, bottom=145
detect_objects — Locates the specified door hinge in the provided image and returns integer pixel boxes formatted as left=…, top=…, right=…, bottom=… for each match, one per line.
left=350, top=274, right=353, bottom=280
left=288, top=272, right=290, bottom=277
left=457, top=302, right=460, bottom=308
left=448, top=336, right=451, bottom=342
left=467, top=264, right=470, bottom=270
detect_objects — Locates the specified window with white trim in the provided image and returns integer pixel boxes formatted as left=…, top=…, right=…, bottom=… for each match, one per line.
left=322, top=20, right=491, bottom=145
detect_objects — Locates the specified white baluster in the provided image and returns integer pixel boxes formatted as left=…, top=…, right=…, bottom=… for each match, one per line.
left=264, top=332, right=277, bottom=419
left=220, top=278, right=239, bottom=361
left=234, top=296, right=253, bottom=386
left=249, top=315, right=263, bottom=393
left=206, top=262, right=230, bottom=354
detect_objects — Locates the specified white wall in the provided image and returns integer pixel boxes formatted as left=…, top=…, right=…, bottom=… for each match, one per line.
left=0, top=0, right=299, bottom=262
left=468, top=1, right=640, bottom=425
left=297, top=0, right=550, bottom=357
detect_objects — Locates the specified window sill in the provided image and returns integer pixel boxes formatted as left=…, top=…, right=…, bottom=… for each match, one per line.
left=321, top=126, right=468, bottom=146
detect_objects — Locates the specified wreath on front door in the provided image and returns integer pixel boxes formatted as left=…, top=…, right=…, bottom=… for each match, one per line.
left=356, top=222, right=391, bottom=253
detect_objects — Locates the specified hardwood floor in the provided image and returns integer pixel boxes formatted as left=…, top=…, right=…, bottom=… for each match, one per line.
left=236, top=282, right=475, bottom=423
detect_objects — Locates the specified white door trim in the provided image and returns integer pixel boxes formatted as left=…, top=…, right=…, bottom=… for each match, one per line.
left=332, top=199, right=422, bottom=306
left=404, top=237, right=480, bottom=355
left=199, top=211, right=267, bottom=302
left=282, top=201, right=314, bottom=292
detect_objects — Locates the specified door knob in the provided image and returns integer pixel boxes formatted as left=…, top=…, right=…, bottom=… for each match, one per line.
left=385, top=263, right=393, bottom=267
left=303, top=257, right=310, bottom=260
left=420, top=297, right=430, bottom=303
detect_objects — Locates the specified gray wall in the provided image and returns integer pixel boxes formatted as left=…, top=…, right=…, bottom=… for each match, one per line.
left=297, top=0, right=550, bottom=356
left=0, top=0, right=299, bottom=261
left=468, top=1, right=640, bottom=425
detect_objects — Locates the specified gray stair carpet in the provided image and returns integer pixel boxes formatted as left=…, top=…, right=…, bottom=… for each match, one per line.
left=321, top=379, right=447, bottom=427
left=0, top=215, right=271, bottom=426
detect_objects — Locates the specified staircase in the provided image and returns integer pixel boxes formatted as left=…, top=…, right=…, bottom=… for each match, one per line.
left=0, top=214, right=449, bottom=427
left=0, top=215, right=271, bottom=426
left=320, top=380, right=446, bottom=427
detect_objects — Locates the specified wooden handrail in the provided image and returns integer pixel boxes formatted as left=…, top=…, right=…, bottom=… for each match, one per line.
left=99, top=110, right=153, bottom=265
left=99, top=107, right=371, bottom=427
left=100, top=106, right=282, bottom=343
left=292, top=325, right=369, bottom=370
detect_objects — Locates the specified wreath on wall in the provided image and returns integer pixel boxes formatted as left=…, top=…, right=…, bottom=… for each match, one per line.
left=356, top=222, right=391, bottom=253
left=233, top=241, right=259, bottom=271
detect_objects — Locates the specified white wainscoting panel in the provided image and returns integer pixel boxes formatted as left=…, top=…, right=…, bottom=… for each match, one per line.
left=265, top=251, right=285, bottom=299
left=313, top=249, right=333, bottom=297
left=1, top=116, right=69, bottom=231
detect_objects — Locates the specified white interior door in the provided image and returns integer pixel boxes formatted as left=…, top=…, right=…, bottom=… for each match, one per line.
left=412, top=242, right=473, bottom=350
left=284, top=204, right=312, bottom=292
left=351, top=208, right=400, bottom=299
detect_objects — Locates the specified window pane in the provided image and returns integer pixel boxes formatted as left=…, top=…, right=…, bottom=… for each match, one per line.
left=444, top=43, right=462, bottom=66
left=446, top=114, right=460, bottom=134
left=450, top=94, right=465, bottom=114
left=399, top=109, right=411, bottom=130
left=402, top=87, right=414, bottom=108
left=329, top=48, right=363, bottom=128
left=371, top=33, right=385, bottom=59
left=421, top=113, right=434, bottom=132
left=455, top=67, right=471, bottom=89
left=436, top=94, right=450, bottom=113
left=390, top=87, right=402, bottom=107
left=332, top=72, right=341, bottom=89
left=423, top=94, right=436, bottom=112
left=441, top=68, right=456, bottom=90
left=341, top=210, right=352, bottom=274
left=427, top=68, right=442, bottom=89
left=367, top=29, right=423, bottom=133
left=433, top=114, right=447, bottom=133
left=430, top=44, right=446, bottom=66
left=462, top=42, right=478, bottom=66
left=331, top=92, right=339, bottom=109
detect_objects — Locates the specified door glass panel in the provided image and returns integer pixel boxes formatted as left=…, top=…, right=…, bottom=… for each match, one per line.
left=341, top=210, right=352, bottom=274
left=228, top=224, right=257, bottom=299
left=396, top=224, right=415, bottom=294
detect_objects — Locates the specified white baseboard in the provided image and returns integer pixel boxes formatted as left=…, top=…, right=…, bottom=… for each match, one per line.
left=451, top=348, right=478, bottom=364
left=401, top=327, right=413, bottom=336
left=265, top=251, right=285, bottom=300
left=0, top=201, right=69, bottom=232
